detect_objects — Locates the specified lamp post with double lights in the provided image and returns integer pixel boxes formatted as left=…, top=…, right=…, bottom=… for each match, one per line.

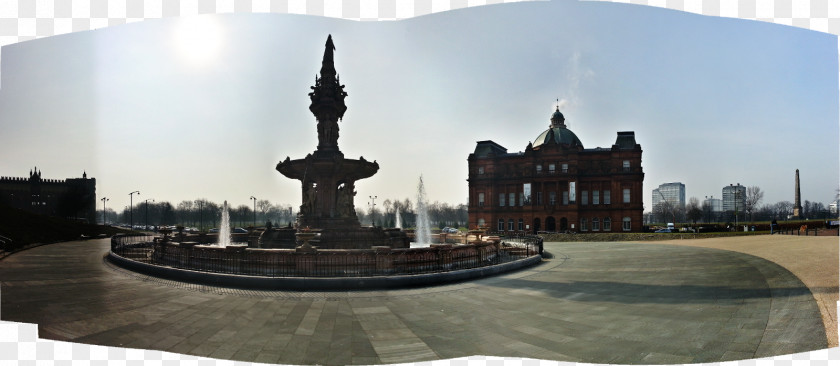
left=128, top=191, right=140, bottom=229
left=100, top=197, right=109, bottom=225
left=369, top=195, right=377, bottom=227
left=250, top=196, right=257, bottom=228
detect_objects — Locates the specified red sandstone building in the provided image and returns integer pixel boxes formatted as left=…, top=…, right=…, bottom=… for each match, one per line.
left=467, top=108, right=644, bottom=233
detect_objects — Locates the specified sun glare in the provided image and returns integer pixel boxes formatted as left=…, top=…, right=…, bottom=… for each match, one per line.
left=172, top=16, right=224, bottom=69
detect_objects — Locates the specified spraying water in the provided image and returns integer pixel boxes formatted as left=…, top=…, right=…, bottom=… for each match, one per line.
left=415, top=175, right=431, bottom=244
left=395, top=208, right=402, bottom=229
left=218, top=200, right=232, bottom=247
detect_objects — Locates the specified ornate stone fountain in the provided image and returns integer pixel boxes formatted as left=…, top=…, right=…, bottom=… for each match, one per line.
left=268, top=35, right=408, bottom=250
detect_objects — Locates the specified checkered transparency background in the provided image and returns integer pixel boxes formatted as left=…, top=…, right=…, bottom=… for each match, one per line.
left=0, top=0, right=839, bottom=365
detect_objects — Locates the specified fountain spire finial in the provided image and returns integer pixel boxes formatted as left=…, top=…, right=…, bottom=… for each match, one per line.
left=309, top=35, right=349, bottom=154
left=321, top=34, right=336, bottom=77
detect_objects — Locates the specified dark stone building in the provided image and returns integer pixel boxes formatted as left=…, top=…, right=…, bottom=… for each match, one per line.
left=467, top=108, right=644, bottom=233
left=0, top=167, right=97, bottom=223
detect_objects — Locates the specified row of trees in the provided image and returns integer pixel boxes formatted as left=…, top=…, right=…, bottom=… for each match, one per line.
left=97, top=199, right=295, bottom=229
left=97, top=197, right=469, bottom=230
left=654, top=186, right=836, bottom=225
left=355, top=198, right=468, bottom=229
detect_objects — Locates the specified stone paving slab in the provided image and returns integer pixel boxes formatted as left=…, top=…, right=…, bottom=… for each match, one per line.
left=0, top=237, right=830, bottom=365
left=629, top=234, right=838, bottom=347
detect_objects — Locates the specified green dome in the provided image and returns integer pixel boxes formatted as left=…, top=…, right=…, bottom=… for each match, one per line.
left=532, top=127, right=583, bottom=148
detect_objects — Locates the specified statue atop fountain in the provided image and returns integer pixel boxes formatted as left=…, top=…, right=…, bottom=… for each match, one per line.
left=272, top=35, right=408, bottom=249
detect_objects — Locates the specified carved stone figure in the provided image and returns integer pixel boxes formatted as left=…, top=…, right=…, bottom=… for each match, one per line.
left=336, top=183, right=356, bottom=217
left=301, top=182, right=318, bottom=215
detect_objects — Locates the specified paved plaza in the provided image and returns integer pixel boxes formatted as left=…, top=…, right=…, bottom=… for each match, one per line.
left=0, top=236, right=833, bottom=365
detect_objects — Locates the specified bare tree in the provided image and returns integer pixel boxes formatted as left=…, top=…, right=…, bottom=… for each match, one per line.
left=745, top=186, right=763, bottom=222
left=774, top=201, right=793, bottom=220
left=653, top=200, right=676, bottom=224
left=686, top=197, right=703, bottom=226
left=256, top=199, right=272, bottom=223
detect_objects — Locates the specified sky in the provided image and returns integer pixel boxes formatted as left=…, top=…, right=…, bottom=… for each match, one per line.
left=0, top=0, right=837, bottom=216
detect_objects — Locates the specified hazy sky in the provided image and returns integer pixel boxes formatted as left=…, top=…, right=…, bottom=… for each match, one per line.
left=0, top=0, right=837, bottom=215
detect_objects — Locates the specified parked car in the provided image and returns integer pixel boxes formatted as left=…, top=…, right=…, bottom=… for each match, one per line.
left=654, top=228, right=673, bottom=233
left=209, top=228, right=219, bottom=233
left=233, top=227, right=248, bottom=233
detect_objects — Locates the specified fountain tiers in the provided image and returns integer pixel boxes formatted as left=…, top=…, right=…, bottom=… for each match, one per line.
left=271, top=35, right=408, bottom=250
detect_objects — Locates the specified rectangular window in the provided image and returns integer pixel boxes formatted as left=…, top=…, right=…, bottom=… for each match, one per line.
left=523, top=183, right=531, bottom=205
left=623, top=217, right=631, bottom=231
left=561, top=163, right=568, bottom=173
left=478, top=193, right=485, bottom=207
left=549, top=164, right=556, bottom=173
left=604, top=217, right=611, bottom=231
left=549, top=192, right=556, bottom=205
left=569, top=182, right=576, bottom=202
left=498, top=219, right=505, bottom=231
left=622, top=160, right=630, bottom=172
left=593, top=190, right=599, bottom=205
left=580, top=218, right=587, bottom=231
left=499, top=193, right=505, bottom=207
left=592, top=218, right=600, bottom=231
left=519, top=192, right=524, bottom=206
left=536, top=165, right=542, bottom=174
left=623, top=188, right=631, bottom=203
left=562, top=191, right=569, bottom=205
left=518, top=219, right=524, bottom=231
left=478, top=166, right=484, bottom=175
left=509, top=193, right=515, bottom=207
left=581, top=190, right=588, bottom=205
left=508, top=219, right=515, bottom=231
left=604, top=190, right=611, bottom=205
left=537, top=192, right=543, bottom=205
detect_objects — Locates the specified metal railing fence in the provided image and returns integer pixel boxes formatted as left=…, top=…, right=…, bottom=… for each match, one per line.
left=110, top=233, right=541, bottom=278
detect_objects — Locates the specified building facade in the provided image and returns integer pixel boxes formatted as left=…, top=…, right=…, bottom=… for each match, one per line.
left=652, top=182, right=686, bottom=210
left=703, top=196, right=722, bottom=213
left=467, top=107, right=644, bottom=233
left=0, top=167, right=96, bottom=223
left=721, top=183, right=746, bottom=214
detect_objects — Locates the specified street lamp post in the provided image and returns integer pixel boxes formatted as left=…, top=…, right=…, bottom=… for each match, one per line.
left=100, top=197, right=109, bottom=225
left=369, top=195, right=377, bottom=227
left=250, top=196, right=257, bottom=228
left=128, top=191, right=140, bottom=229
left=144, top=198, right=155, bottom=231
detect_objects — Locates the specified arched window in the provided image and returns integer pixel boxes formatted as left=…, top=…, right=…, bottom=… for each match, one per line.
left=580, top=217, right=588, bottom=231
left=623, top=217, right=631, bottom=231
left=592, top=217, right=600, bottom=231
left=603, top=217, right=611, bottom=231
left=498, top=219, right=505, bottom=231
left=518, top=218, right=524, bottom=231
left=478, top=218, right=485, bottom=227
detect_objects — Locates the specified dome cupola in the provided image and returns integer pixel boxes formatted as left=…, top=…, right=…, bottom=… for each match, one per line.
left=550, top=106, right=565, bottom=128
left=532, top=107, right=582, bottom=149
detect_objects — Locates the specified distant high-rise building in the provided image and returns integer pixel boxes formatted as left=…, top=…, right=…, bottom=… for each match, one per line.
left=722, top=184, right=746, bottom=213
left=703, top=196, right=722, bottom=212
left=652, top=182, right=685, bottom=211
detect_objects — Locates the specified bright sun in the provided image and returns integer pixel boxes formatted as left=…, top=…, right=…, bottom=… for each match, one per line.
left=172, top=16, right=224, bottom=69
